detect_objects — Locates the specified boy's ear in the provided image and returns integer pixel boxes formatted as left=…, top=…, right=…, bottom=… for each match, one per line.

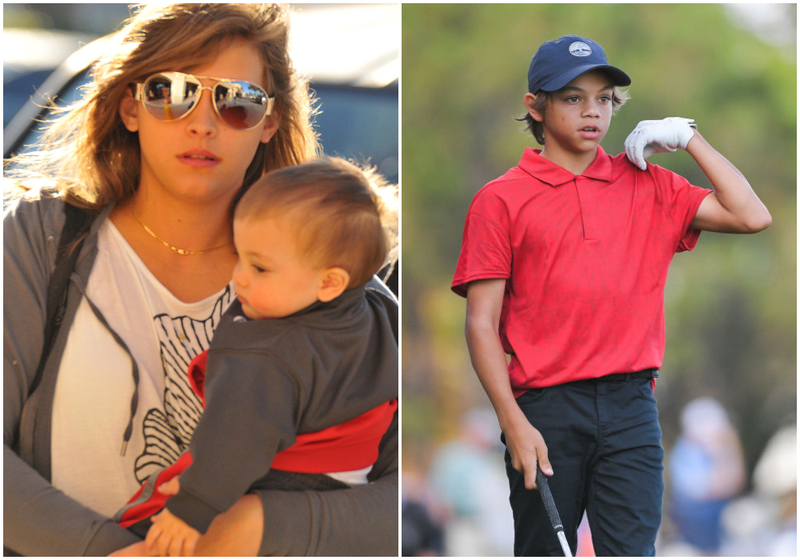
left=524, top=92, right=544, bottom=123
left=317, top=267, right=350, bottom=302
left=119, top=87, right=140, bottom=132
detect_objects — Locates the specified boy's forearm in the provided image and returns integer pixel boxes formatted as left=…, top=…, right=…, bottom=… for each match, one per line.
left=465, top=318, right=528, bottom=432
left=465, top=314, right=554, bottom=487
left=686, top=132, right=772, bottom=232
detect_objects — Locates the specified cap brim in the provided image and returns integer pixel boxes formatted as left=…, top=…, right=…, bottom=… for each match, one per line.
left=538, top=64, right=631, bottom=92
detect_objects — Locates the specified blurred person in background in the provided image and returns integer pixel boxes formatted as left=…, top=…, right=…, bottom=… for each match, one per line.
left=402, top=468, right=446, bottom=557
left=667, top=398, right=746, bottom=554
left=427, top=407, right=514, bottom=556
left=720, top=424, right=796, bottom=556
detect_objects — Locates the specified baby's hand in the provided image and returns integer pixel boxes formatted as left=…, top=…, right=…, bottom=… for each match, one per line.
left=145, top=507, right=200, bottom=557
left=158, top=478, right=180, bottom=496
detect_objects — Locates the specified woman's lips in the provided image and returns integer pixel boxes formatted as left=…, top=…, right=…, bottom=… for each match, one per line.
left=178, top=149, right=220, bottom=168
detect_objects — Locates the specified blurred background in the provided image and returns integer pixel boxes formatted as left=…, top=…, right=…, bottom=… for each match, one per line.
left=401, top=3, right=796, bottom=557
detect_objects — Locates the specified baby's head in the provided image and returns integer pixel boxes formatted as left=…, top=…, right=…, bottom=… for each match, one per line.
left=232, top=157, right=398, bottom=320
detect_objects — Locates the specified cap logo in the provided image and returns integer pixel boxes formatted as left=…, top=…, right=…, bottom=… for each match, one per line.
left=568, top=41, right=592, bottom=57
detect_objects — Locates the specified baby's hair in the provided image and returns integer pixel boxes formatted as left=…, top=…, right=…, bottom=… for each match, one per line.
left=235, top=157, right=398, bottom=289
left=517, top=78, right=630, bottom=145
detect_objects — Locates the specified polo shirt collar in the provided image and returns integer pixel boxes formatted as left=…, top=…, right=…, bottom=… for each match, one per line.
left=519, top=146, right=613, bottom=187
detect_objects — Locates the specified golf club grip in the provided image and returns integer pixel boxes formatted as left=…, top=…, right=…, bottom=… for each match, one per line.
left=536, top=468, right=564, bottom=532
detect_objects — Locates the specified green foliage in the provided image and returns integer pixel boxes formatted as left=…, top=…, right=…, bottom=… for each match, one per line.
left=402, top=3, right=796, bottom=473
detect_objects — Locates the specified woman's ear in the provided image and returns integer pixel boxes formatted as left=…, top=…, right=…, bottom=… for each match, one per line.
left=119, top=87, right=140, bottom=132
left=260, top=110, right=281, bottom=144
left=524, top=92, right=544, bottom=123
left=317, top=267, right=350, bottom=303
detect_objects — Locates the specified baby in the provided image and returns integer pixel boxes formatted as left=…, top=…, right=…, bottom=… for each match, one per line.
left=116, top=157, right=398, bottom=556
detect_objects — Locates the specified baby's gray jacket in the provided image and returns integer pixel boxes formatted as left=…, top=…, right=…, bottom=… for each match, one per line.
left=167, top=288, right=398, bottom=533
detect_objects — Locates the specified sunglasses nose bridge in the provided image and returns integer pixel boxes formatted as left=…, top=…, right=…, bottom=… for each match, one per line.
left=178, top=83, right=221, bottom=134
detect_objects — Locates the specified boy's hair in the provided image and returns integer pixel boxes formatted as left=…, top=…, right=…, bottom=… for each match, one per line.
left=235, top=157, right=398, bottom=289
left=517, top=82, right=630, bottom=145
left=4, top=3, right=319, bottom=210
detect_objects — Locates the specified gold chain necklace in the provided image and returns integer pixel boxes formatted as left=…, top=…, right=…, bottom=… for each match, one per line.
left=131, top=209, right=231, bottom=256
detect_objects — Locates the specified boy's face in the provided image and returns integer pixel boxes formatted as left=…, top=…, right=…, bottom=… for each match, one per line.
left=232, top=214, right=325, bottom=320
left=532, top=70, right=614, bottom=157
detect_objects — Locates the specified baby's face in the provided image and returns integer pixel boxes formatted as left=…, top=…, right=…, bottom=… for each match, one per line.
left=232, top=215, right=324, bottom=320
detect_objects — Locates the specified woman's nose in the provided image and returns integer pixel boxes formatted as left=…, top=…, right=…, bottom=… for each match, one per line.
left=185, top=87, right=218, bottom=137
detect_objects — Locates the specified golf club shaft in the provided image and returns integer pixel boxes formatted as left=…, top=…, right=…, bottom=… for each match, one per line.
left=556, top=530, right=572, bottom=558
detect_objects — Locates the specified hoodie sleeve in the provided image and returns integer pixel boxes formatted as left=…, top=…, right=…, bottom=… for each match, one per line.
left=255, top=411, right=398, bottom=556
left=166, top=350, right=304, bottom=534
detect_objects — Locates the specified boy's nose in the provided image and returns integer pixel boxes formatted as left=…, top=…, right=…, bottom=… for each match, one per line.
left=583, top=100, right=601, bottom=117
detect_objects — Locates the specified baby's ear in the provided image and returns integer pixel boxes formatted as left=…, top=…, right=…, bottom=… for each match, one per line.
left=317, top=267, right=350, bottom=302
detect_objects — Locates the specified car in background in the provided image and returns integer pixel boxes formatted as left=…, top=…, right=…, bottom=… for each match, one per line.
left=3, top=3, right=399, bottom=291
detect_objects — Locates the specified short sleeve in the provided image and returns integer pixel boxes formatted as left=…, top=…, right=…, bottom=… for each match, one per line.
left=451, top=189, right=512, bottom=297
left=653, top=166, right=712, bottom=253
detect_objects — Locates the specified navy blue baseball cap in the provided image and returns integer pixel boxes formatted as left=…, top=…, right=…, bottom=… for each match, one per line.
left=528, top=35, right=631, bottom=93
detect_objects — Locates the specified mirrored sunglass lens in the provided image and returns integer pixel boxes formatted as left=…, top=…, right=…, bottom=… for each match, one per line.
left=143, top=74, right=199, bottom=121
left=214, top=82, right=268, bottom=129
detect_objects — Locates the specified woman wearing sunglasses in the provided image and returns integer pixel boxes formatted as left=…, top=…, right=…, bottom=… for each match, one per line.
left=4, top=4, right=397, bottom=556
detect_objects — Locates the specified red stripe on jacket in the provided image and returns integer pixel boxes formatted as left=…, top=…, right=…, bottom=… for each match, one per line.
left=118, top=351, right=396, bottom=528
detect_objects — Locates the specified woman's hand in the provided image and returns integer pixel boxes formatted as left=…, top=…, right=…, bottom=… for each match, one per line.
left=107, top=494, right=263, bottom=557
left=194, top=493, right=263, bottom=556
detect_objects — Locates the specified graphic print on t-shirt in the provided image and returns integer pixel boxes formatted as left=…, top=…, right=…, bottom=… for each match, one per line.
left=134, top=286, right=234, bottom=484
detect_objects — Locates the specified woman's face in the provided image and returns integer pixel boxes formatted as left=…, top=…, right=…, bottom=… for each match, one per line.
left=120, top=39, right=279, bottom=207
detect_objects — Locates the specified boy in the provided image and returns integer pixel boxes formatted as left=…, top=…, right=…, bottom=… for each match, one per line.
left=118, top=157, right=398, bottom=556
left=451, top=35, right=770, bottom=556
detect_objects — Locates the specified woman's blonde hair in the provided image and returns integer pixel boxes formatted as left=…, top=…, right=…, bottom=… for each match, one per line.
left=4, top=3, right=319, bottom=210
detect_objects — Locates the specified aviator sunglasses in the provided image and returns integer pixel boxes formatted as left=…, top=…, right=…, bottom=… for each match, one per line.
left=134, top=71, right=275, bottom=130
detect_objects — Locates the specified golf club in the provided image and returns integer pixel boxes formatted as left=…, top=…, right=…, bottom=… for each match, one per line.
left=536, top=466, right=572, bottom=557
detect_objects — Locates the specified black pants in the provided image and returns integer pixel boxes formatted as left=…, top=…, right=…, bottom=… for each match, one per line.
left=504, top=373, right=663, bottom=556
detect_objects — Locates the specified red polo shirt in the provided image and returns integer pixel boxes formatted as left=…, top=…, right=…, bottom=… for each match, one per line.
left=452, top=146, right=711, bottom=394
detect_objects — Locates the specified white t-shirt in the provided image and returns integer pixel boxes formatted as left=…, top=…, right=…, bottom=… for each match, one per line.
left=51, top=220, right=234, bottom=518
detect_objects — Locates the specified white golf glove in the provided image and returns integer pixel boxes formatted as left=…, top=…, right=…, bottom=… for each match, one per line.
left=624, top=117, right=697, bottom=170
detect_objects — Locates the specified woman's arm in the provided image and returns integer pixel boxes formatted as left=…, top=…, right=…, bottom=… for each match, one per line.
left=4, top=195, right=142, bottom=556
left=110, top=412, right=399, bottom=556
left=255, top=411, right=398, bottom=556
left=4, top=446, right=142, bottom=556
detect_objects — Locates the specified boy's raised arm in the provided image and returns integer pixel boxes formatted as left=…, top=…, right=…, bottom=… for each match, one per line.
left=624, top=117, right=771, bottom=233
left=465, top=279, right=553, bottom=489
left=685, top=132, right=772, bottom=233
